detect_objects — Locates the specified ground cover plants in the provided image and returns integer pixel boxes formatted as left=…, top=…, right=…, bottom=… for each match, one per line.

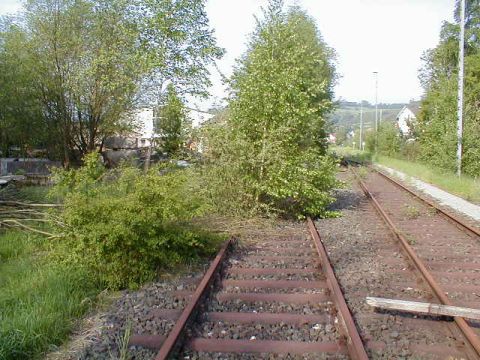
left=51, top=154, right=223, bottom=289
left=0, top=193, right=101, bottom=360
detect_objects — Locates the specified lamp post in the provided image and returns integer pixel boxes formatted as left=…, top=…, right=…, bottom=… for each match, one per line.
left=373, top=71, right=379, bottom=152
left=457, top=0, right=465, bottom=176
left=359, top=101, right=364, bottom=151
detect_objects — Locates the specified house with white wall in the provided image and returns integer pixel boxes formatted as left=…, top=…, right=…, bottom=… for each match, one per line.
left=396, top=102, right=420, bottom=136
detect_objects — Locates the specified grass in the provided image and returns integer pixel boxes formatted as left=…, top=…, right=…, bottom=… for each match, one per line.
left=375, top=155, right=480, bottom=204
left=0, top=185, right=102, bottom=360
left=0, top=230, right=101, bottom=360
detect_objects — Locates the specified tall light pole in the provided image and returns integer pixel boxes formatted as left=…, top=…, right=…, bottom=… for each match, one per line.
left=373, top=71, right=379, bottom=152
left=359, top=101, right=364, bottom=151
left=457, top=0, right=465, bottom=176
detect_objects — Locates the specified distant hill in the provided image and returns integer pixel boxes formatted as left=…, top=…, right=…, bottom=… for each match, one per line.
left=328, top=101, right=405, bottom=132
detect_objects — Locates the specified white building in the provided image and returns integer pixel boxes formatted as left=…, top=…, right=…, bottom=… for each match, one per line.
left=130, top=107, right=215, bottom=148
left=133, top=108, right=156, bottom=148
left=186, top=108, right=215, bottom=128
left=396, top=102, right=420, bottom=136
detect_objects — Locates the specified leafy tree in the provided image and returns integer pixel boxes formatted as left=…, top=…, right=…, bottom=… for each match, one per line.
left=0, top=19, right=43, bottom=157
left=203, top=1, right=338, bottom=218
left=418, top=0, right=480, bottom=177
left=0, top=0, right=222, bottom=165
left=156, top=84, right=190, bottom=156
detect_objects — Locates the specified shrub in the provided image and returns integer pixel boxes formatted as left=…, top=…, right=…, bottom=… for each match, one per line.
left=51, top=153, right=222, bottom=289
left=199, top=4, right=339, bottom=219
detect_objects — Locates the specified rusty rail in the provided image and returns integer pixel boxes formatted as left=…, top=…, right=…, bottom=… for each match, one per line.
left=154, top=238, right=234, bottom=360
left=373, top=167, right=480, bottom=239
left=350, top=167, right=480, bottom=358
left=307, top=218, right=369, bottom=360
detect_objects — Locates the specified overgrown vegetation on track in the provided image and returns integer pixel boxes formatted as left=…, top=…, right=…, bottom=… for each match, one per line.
left=51, top=154, right=223, bottom=289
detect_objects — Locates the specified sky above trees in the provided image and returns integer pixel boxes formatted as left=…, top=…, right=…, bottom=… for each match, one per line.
left=1, top=0, right=455, bottom=106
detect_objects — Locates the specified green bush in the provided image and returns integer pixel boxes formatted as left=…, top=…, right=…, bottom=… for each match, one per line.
left=51, top=153, right=222, bottom=289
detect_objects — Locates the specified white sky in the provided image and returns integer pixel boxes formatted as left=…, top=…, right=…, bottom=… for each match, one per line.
left=1, top=0, right=455, bottom=107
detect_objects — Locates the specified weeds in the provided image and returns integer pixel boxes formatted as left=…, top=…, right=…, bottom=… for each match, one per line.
left=404, top=204, right=421, bottom=219
left=111, top=320, right=132, bottom=360
left=405, top=234, right=417, bottom=245
left=357, top=167, right=369, bottom=179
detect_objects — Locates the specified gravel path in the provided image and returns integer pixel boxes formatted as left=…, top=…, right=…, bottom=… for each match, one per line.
left=376, top=164, right=480, bottom=222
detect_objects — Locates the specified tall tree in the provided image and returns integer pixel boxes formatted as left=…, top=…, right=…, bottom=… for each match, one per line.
left=418, top=0, right=480, bottom=177
left=0, top=19, right=43, bottom=157
left=204, top=1, right=338, bottom=218
left=0, top=0, right=223, bottom=165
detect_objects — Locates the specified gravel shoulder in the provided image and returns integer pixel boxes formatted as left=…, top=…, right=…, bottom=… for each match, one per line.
left=376, top=164, right=480, bottom=223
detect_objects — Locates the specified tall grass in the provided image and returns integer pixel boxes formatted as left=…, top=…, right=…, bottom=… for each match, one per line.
left=375, top=155, right=480, bottom=204
left=0, top=191, right=101, bottom=360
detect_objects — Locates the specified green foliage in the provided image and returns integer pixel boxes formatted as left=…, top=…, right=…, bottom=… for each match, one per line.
left=0, top=230, right=100, bottom=360
left=375, top=155, right=480, bottom=203
left=0, top=19, right=43, bottom=157
left=52, top=154, right=221, bottom=289
left=418, top=2, right=480, bottom=177
left=0, top=0, right=222, bottom=163
left=156, top=84, right=190, bottom=156
left=202, top=2, right=338, bottom=219
left=376, top=122, right=401, bottom=157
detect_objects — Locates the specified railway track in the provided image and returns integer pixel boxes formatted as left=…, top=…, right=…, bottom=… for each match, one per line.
left=350, top=165, right=480, bottom=359
left=121, top=163, right=479, bottom=359
left=129, top=220, right=368, bottom=359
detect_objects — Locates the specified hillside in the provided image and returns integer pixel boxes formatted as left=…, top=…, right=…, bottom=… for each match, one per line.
left=328, top=101, right=405, bottom=132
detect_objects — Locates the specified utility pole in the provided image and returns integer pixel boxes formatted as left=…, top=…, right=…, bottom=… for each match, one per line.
left=359, top=102, right=364, bottom=151
left=373, top=71, right=379, bottom=152
left=457, top=0, right=465, bottom=176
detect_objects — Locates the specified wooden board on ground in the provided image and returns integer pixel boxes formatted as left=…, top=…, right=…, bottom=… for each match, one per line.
left=366, top=297, right=480, bottom=321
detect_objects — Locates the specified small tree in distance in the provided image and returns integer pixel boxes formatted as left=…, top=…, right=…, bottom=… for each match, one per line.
left=156, top=84, right=190, bottom=157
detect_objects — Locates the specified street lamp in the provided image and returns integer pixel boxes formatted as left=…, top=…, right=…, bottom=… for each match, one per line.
left=373, top=71, right=379, bottom=152
left=359, top=101, right=364, bottom=151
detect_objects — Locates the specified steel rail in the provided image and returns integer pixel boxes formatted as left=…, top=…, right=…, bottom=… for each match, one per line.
left=307, top=218, right=369, bottom=360
left=373, top=167, right=480, bottom=238
left=350, top=167, right=480, bottom=358
left=154, top=238, right=234, bottom=360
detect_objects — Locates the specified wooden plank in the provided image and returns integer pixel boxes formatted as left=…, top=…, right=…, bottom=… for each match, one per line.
left=366, top=297, right=480, bottom=320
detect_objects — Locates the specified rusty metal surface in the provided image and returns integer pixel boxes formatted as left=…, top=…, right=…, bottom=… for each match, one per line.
left=222, top=279, right=327, bottom=289
left=215, top=292, right=330, bottom=304
left=351, top=167, right=480, bottom=358
left=307, top=218, right=370, bottom=360
left=188, top=338, right=348, bottom=354
left=154, top=238, right=234, bottom=360
left=204, top=311, right=332, bottom=325
left=227, top=267, right=317, bottom=275
left=142, top=215, right=366, bottom=359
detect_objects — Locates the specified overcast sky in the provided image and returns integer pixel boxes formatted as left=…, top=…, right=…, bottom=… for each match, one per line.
left=1, top=0, right=455, bottom=107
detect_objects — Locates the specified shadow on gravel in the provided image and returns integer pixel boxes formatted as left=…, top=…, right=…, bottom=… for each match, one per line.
left=328, top=189, right=363, bottom=212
